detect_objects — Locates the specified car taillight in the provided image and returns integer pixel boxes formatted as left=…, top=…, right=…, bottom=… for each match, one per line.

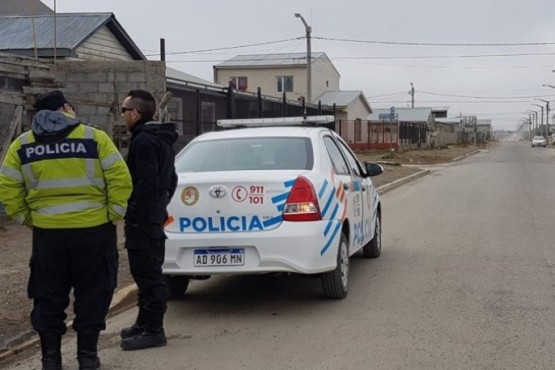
left=283, top=176, right=322, bottom=221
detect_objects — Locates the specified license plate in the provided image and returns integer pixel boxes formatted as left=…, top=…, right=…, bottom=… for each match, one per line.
left=193, top=248, right=245, bottom=266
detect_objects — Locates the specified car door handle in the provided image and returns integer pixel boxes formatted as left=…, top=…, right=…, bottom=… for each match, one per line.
left=361, top=187, right=366, bottom=192
left=343, top=183, right=350, bottom=191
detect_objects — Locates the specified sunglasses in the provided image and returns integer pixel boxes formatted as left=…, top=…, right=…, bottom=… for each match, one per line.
left=121, top=107, right=135, bottom=113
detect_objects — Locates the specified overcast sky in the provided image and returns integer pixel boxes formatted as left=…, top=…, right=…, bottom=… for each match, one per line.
left=42, top=0, right=555, bottom=130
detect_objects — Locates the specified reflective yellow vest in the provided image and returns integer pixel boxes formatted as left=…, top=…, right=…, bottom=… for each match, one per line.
left=0, top=124, right=132, bottom=228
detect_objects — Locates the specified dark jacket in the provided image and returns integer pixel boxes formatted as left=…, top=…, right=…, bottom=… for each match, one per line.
left=125, top=121, right=178, bottom=225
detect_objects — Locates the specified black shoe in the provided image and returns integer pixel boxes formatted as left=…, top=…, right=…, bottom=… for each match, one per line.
left=120, top=323, right=146, bottom=339
left=120, top=328, right=167, bottom=351
left=40, top=333, right=62, bottom=370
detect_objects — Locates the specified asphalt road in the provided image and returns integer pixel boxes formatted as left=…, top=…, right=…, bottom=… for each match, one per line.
left=7, top=140, right=555, bottom=370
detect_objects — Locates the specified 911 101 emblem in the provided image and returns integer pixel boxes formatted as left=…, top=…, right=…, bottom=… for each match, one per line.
left=209, top=185, right=226, bottom=199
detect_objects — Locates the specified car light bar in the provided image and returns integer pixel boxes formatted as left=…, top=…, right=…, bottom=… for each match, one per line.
left=217, top=115, right=335, bottom=128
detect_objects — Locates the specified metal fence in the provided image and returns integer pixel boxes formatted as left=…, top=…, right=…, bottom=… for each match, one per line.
left=165, top=84, right=335, bottom=151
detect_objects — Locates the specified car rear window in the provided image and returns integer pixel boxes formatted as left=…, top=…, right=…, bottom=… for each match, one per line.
left=175, top=137, right=313, bottom=172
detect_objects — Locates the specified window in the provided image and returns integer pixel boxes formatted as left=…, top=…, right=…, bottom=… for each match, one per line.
left=175, top=137, right=313, bottom=172
left=276, top=76, right=294, bottom=93
left=322, top=136, right=350, bottom=175
left=337, top=140, right=363, bottom=177
left=167, top=97, right=183, bottom=135
left=229, top=76, right=247, bottom=91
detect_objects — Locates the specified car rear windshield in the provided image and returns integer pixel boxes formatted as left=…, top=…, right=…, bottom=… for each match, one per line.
left=175, top=137, right=314, bottom=172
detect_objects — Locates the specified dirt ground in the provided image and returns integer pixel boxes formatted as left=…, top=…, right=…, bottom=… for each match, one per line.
left=0, top=143, right=489, bottom=355
left=0, top=223, right=135, bottom=353
left=360, top=143, right=491, bottom=188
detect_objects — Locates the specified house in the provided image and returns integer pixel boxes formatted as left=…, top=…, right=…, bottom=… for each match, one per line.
left=316, top=90, right=372, bottom=143
left=368, top=107, right=434, bottom=149
left=0, top=13, right=145, bottom=61
left=433, top=118, right=459, bottom=147
left=213, top=52, right=340, bottom=103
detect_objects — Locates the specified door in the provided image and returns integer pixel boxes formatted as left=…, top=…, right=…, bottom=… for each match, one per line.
left=322, top=135, right=363, bottom=253
left=335, top=137, right=374, bottom=251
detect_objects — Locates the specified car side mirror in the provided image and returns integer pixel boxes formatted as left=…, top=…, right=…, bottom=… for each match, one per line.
left=365, top=162, right=384, bottom=177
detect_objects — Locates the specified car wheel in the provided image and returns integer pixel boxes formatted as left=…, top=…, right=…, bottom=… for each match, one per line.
left=321, top=232, right=349, bottom=299
left=165, top=275, right=190, bottom=300
left=362, top=213, right=381, bottom=258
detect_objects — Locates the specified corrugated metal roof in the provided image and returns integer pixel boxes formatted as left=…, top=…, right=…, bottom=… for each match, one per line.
left=0, top=13, right=112, bottom=50
left=166, top=67, right=224, bottom=89
left=215, top=52, right=327, bottom=67
left=368, top=107, right=433, bottom=122
left=316, top=91, right=360, bottom=106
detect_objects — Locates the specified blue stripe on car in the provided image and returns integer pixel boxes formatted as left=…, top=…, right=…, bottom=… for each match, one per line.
left=321, top=222, right=341, bottom=256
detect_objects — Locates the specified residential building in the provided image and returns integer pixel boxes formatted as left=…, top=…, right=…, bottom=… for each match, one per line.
left=213, top=52, right=340, bottom=103
left=0, top=13, right=145, bottom=61
left=316, top=90, right=372, bottom=143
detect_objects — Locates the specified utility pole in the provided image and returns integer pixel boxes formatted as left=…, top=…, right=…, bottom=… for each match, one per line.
left=409, top=82, right=415, bottom=108
left=533, top=103, right=545, bottom=138
left=537, top=99, right=550, bottom=143
left=295, top=13, right=312, bottom=103
left=526, top=110, right=537, bottom=136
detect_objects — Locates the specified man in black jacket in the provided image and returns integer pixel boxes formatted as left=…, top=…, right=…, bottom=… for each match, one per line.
left=119, top=89, right=178, bottom=350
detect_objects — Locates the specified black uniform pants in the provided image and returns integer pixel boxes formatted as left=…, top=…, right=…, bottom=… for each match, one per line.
left=124, top=222, right=167, bottom=327
left=29, top=222, right=118, bottom=336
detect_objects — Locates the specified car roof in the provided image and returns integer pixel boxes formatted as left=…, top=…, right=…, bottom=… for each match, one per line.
left=193, top=126, right=332, bottom=141
left=534, top=136, right=545, bottom=139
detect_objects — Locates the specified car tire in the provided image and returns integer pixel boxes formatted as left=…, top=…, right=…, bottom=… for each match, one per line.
left=362, top=213, right=381, bottom=258
left=321, top=232, right=349, bottom=299
left=165, top=275, right=190, bottom=300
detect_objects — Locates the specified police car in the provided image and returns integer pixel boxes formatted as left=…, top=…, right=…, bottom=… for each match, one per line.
left=163, top=116, right=383, bottom=299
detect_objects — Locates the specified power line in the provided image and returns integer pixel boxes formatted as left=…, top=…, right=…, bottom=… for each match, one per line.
left=314, top=36, right=555, bottom=47
left=334, top=52, right=555, bottom=60
left=418, top=91, right=555, bottom=99
left=144, top=37, right=302, bottom=56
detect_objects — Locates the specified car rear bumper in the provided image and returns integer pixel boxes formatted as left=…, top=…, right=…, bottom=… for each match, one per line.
left=163, top=220, right=341, bottom=275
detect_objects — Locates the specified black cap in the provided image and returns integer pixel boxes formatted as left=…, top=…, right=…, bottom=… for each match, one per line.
left=34, top=90, right=68, bottom=111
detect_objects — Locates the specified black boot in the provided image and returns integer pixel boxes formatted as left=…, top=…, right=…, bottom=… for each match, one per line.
left=120, top=311, right=146, bottom=339
left=77, top=331, right=101, bottom=370
left=39, top=333, right=62, bottom=370
left=120, top=327, right=167, bottom=351
left=120, top=323, right=146, bottom=339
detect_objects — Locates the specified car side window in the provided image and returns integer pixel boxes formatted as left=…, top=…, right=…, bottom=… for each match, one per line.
left=323, top=136, right=350, bottom=175
left=337, top=140, right=363, bottom=177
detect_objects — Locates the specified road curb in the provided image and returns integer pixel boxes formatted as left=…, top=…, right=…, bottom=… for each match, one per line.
left=0, top=284, right=138, bottom=363
left=376, top=169, right=431, bottom=195
left=452, top=150, right=480, bottom=162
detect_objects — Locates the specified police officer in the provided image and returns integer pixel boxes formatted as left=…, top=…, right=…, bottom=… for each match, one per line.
left=119, top=89, right=178, bottom=350
left=0, top=91, right=132, bottom=370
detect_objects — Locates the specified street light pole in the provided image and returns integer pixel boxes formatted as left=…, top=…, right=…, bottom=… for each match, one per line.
left=295, top=13, right=312, bottom=103
left=526, top=110, right=538, bottom=135
left=532, top=103, right=544, bottom=137
left=537, top=98, right=550, bottom=143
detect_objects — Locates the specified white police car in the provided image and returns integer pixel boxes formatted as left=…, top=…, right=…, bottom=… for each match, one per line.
left=163, top=116, right=383, bottom=299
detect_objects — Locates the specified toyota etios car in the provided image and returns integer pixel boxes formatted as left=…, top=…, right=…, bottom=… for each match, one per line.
left=163, top=116, right=383, bottom=299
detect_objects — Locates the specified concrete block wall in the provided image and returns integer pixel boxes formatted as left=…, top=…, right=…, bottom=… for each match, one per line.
left=54, top=61, right=166, bottom=135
